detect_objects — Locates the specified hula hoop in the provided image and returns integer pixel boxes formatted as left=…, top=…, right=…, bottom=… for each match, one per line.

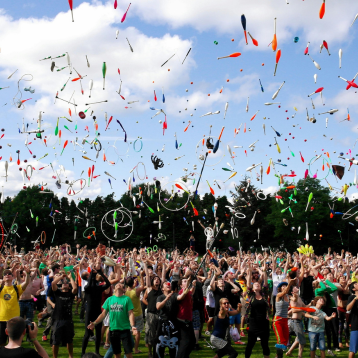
left=101, top=207, right=133, bottom=242
left=25, top=165, right=34, bottom=179
left=257, top=191, right=267, bottom=200
left=133, top=139, right=143, bottom=152
left=83, top=227, right=97, bottom=239
left=41, top=231, right=46, bottom=244
left=204, top=227, right=214, bottom=237
left=234, top=227, right=239, bottom=238
left=104, top=145, right=120, bottom=166
left=342, top=204, right=358, bottom=220
left=94, top=139, right=102, bottom=152
left=308, top=155, right=332, bottom=180
left=146, top=247, right=152, bottom=254
left=67, top=178, right=86, bottom=196
left=159, top=180, right=190, bottom=212
left=155, top=233, right=166, bottom=242
left=153, top=245, right=158, bottom=252
left=235, top=212, right=246, bottom=219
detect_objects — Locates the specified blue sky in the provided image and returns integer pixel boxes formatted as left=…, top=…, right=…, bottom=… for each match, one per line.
left=0, top=0, right=358, bottom=203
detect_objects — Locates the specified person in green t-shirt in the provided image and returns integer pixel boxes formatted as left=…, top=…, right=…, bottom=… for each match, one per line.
left=87, top=280, right=137, bottom=358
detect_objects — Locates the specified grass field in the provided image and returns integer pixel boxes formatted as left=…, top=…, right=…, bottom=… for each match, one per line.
left=21, top=310, right=351, bottom=358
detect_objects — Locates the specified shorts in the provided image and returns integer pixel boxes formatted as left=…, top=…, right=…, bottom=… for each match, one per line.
left=52, top=320, right=75, bottom=346
left=207, top=307, right=215, bottom=318
left=135, top=315, right=144, bottom=332
left=308, top=331, right=325, bottom=351
left=350, top=330, right=358, bottom=353
left=110, top=329, right=133, bottom=355
left=103, top=312, right=110, bottom=327
left=240, top=297, right=247, bottom=317
left=145, top=312, right=159, bottom=345
left=292, top=319, right=306, bottom=345
left=193, top=310, right=201, bottom=330
left=0, top=321, right=8, bottom=345
left=229, top=312, right=241, bottom=325
left=19, top=300, right=34, bottom=321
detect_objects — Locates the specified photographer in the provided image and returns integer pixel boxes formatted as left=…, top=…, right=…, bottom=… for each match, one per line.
left=0, top=316, right=49, bottom=358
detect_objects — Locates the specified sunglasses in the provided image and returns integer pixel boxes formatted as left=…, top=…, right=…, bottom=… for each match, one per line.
left=222, top=302, right=230, bottom=305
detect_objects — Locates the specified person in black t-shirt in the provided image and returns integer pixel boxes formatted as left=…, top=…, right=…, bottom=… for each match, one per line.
left=347, top=282, right=358, bottom=357
left=51, top=272, right=77, bottom=358
left=0, top=316, right=49, bottom=358
left=155, top=281, right=180, bottom=358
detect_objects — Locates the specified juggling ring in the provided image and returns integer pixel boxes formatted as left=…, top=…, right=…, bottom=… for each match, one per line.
left=25, top=165, right=34, bottom=179
left=133, top=139, right=143, bottom=152
left=233, top=228, right=239, bottom=238
left=113, top=137, right=129, bottom=157
left=41, top=231, right=46, bottom=244
left=10, top=224, right=18, bottom=234
left=235, top=213, right=246, bottom=219
left=159, top=180, right=190, bottom=212
left=195, top=136, right=225, bottom=167
left=204, top=227, right=214, bottom=237
left=256, top=191, right=267, bottom=200
left=155, top=233, right=166, bottom=242
left=146, top=247, right=152, bottom=254
left=83, top=227, right=97, bottom=239
left=101, top=207, right=133, bottom=242
left=342, top=205, right=358, bottom=220
left=135, top=162, right=147, bottom=180
left=308, top=155, right=332, bottom=180
left=94, top=139, right=102, bottom=152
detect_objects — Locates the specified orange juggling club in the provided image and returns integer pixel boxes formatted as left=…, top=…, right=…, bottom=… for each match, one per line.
left=217, top=52, right=241, bottom=60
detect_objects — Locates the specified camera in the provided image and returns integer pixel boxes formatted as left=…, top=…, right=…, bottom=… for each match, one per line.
left=25, top=318, right=34, bottom=335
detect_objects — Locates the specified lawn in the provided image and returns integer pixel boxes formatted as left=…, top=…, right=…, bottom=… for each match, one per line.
left=22, top=310, right=351, bottom=358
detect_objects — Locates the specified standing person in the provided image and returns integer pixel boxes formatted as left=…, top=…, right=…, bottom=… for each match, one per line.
left=304, top=296, right=336, bottom=358
left=87, top=280, right=137, bottom=358
left=0, top=268, right=29, bottom=346
left=79, top=256, right=91, bottom=323
left=176, top=278, right=197, bottom=358
left=272, top=280, right=295, bottom=358
left=346, top=282, right=358, bottom=358
left=337, top=276, right=350, bottom=349
left=82, top=259, right=111, bottom=357
left=125, top=276, right=145, bottom=354
left=189, top=235, right=195, bottom=251
left=155, top=281, right=180, bottom=358
left=210, top=297, right=242, bottom=358
left=0, top=316, right=49, bottom=358
left=272, top=254, right=289, bottom=316
left=244, top=262, right=270, bottom=358
left=51, top=271, right=77, bottom=358
left=31, top=268, right=45, bottom=315
left=143, top=260, right=165, bottom=358
left=18, top=269, right=37, bottom=323
left=40, top=264, right=60, bottom=341
left=286, top=285, right=307, bottom=358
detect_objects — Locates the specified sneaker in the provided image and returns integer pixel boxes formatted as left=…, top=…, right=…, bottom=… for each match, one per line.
left=205, top=331, right=210, bottom=336
left=315, top=354, right=320, bottom=358
left=335, top=348, right=341, bottom=352
left=234, top=341, right=245, bottom=345
left=257, top=337, right=261, bottom=341
left=89, top=336, right=96, bottom=342
left=38, top=322, right=43, bottom=328
left=42, top=335, right=48, bottom=341
left=327, top=350, right=336, bottom=357
left=240, top=331, right=245, bottom=337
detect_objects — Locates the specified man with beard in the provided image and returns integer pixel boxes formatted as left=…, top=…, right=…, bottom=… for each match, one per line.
left=51, top=271, right=77, bottom=358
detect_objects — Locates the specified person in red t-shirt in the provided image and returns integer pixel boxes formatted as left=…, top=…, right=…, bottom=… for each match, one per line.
left=176, top=278, right=197, bottom=358
left=95, top=243, right=106, bottom=257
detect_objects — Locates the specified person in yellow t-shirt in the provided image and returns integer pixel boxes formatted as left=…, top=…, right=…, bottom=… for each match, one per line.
left=125, top=276, right=146, bottom=354
left=0, top=268, right=30, bottom=346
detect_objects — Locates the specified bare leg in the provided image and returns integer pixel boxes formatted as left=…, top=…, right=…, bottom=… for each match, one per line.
left=298, top=344, right=304, bottom=357
left=134, top=331, right=141, bottom=353
left=194, top=329, right=199, bottom=344
left=53, top=345, right=60, bottom=358
left=310, top=351, right=315, bottom=358
left=349, top=352, right=355, bottom=358
left=320, top=350, right=325, bottom=358
left=67, top=343, right=73, bottom=358
left=287, top=340, right=299, bottom=354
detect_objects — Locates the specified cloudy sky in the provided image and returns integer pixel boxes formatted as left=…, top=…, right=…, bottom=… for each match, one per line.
left=0, top=0, right=358, bottom=202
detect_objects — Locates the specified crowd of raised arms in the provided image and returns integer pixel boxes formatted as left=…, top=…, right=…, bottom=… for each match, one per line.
left=1, top=241, right=358, bottom=358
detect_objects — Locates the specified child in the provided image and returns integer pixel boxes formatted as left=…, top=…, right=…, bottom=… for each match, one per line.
left=304, top=296, right=336, bottom=358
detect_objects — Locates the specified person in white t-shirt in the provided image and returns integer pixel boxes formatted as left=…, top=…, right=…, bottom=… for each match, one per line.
left=272, top=253, right=289, bottom=316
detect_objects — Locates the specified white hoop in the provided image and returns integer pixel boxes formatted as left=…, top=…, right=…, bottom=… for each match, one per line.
left=256, top=191, right=267, bottom=200
left=235, top=212, right=246, bottom=219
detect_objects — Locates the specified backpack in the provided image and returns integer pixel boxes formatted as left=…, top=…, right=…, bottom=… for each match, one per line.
left=0, top=284, right=19, bottom=300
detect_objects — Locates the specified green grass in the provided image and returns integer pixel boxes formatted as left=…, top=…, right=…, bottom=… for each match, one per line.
left=21, top=309, right=351, bottom=358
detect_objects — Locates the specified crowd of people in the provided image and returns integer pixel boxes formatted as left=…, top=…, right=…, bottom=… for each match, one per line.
left=0, top=241, right=358, bottom=358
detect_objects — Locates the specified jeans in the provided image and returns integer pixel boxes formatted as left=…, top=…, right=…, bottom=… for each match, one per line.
left=309, top=331, right=325, bottom=351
